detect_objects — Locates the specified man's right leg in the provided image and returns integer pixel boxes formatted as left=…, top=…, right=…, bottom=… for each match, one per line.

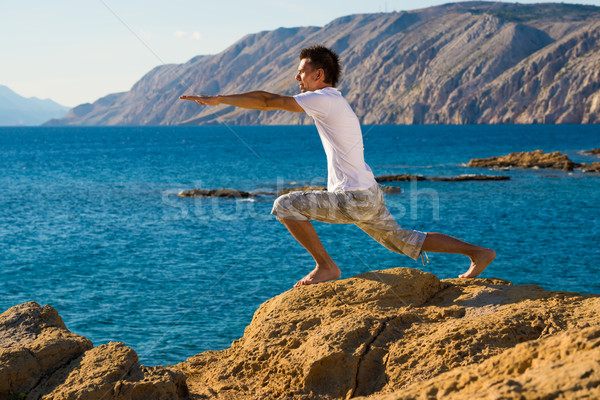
left=271, top=190, right=350, bottom=287
left=279, top=218, right=341, bottom=287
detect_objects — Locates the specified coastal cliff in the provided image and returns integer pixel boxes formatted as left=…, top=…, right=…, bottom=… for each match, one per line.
left=45, top=2, right=600, bottom=126
left=4, top=267, right=599, bottom=399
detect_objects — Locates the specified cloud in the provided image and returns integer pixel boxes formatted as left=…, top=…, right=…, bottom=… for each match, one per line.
left=174, top=30, right=203, bottom=41
left=140, top=30, right=153, bottom=40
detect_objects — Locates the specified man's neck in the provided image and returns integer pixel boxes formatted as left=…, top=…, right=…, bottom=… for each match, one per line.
left=314, top=83, right=333, bottom=91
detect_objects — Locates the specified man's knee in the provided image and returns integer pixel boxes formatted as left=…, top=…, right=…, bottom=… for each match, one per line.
left=272, top=194, right=291, bottom=214
left=271, top=194, right=308, bottom=221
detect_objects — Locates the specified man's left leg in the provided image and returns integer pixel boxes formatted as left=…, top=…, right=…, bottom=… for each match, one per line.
left=354, top=185, right=495, bottom=278
left=420, top=232, right=495, bottom=278
left=279, top=218, right=341, bottom=287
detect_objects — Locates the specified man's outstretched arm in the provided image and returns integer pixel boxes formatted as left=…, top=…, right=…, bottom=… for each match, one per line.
left=180, top=91, right=303, bottom=113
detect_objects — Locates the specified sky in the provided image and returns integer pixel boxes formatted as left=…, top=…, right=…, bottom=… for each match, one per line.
left=2, top=0, right=600, bottom=107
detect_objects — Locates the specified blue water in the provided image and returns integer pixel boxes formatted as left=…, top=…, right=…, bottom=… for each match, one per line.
left=1, top=125, right=599, bottom=366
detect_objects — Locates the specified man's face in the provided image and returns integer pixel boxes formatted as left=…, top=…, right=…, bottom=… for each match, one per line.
left=296, top=58, right=320, bottom=93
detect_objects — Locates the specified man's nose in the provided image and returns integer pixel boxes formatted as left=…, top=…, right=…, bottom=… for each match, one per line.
left=295, top=73, right=300, bottom=80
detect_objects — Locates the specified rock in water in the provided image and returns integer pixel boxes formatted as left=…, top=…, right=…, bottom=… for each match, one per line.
left=580, top=162, right=600, bottom=173
left=376, top=174, right=427, bottom=182
left=376, top=174, right=510, bottom=182
left=177, top=188, right=254, bottom=198
left=428, top=174, right=510, bottom=181
left=467, top=150, right=580, bottom=171
left=276, top=185, right=327, bottom=196
left=381, top=186, right=402, bottom=194
left=0, top=301, right=189, bottom=400
left=582, top=148, right=600, bottom=157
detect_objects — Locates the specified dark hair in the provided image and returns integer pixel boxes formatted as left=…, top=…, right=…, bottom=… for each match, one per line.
left=299, top=45, right=341, bottom=87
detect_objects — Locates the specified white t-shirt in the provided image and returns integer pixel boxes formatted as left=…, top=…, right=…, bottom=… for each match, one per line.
left=294, top=87, right=376, bottom=192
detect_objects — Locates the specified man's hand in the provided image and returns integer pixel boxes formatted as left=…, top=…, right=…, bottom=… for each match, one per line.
left=179, top=95, right=220, bottom=106
left=179, top=91, right=303, bottom=113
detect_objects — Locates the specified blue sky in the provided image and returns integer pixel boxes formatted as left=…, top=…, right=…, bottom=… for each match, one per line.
left=2, top=0, right=599, bottom=107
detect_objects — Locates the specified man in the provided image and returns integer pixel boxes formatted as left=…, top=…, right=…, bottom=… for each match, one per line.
left=180, top=45, right=496, bottom=287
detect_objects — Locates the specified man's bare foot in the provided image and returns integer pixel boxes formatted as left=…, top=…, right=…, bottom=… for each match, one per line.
left=459, top=248, right=496, bottom=278
left=294, top=263, right=341, bottom=288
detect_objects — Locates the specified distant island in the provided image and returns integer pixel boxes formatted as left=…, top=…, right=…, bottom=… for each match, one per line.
left=0, top=85, right=69, bottom=126
left=46, top=2, right=600, bottom=126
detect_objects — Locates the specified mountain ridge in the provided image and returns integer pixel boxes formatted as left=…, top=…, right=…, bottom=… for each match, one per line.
left=45, top=2, right=600, bottom=126
left=0, top=85, right=69, bottom=126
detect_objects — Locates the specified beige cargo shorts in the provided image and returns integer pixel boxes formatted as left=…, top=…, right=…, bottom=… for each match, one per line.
left=271, top=184, right=426, bottom=260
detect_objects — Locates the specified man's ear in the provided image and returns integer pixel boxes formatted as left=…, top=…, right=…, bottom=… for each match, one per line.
left=316, top=68, right=324, bottom=81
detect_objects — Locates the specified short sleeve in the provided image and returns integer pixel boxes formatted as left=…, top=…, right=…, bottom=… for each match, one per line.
left=293, top=91, right=331, bottom=119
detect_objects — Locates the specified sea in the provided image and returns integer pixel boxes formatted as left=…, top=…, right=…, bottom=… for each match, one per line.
left=1, top=124, right=599, bottom=366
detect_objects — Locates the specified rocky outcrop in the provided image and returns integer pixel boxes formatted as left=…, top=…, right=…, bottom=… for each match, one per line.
left=277, top=185, right=402, bottom=194
left=467, top=150, right=600, bottom=173
left=4, top=270, right=600, bottom=400
left=178, top=267, right=600, bottom=400
left=360, top=325, right=600, bottom=400
left=0, top=302, right=93, bottom=396
left=177, top=188, right=255, bottom=198
left=45, top=3, right=600, bottom=126
left=580, top=162, right=600, bottom=173
left=276, top=185, right=327, bottom=196
left=582, top=148, right=600, bottom=156
left=177, top=185, right=404, bottom=199
left=376, top=174, right=510, bottom=182
left=376, top=175, right=427, bottom=182
left=429, top=175, right=510, bottom=181
left=380, top=186, right=402, bottom=194
left=0, top=302, right=189, bottom=400
left=467, top=149, right=580, bottom=170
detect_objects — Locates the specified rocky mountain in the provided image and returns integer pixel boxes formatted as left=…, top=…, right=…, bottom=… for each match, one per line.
left=46, top=2, right=600, bottom=126
left=4, top=267, right=599, bottom=399
left=0, top=85, right=69, bottom=126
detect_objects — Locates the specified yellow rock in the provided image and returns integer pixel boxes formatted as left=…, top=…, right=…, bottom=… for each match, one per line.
left=179, top=268, right=600, bottom=400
